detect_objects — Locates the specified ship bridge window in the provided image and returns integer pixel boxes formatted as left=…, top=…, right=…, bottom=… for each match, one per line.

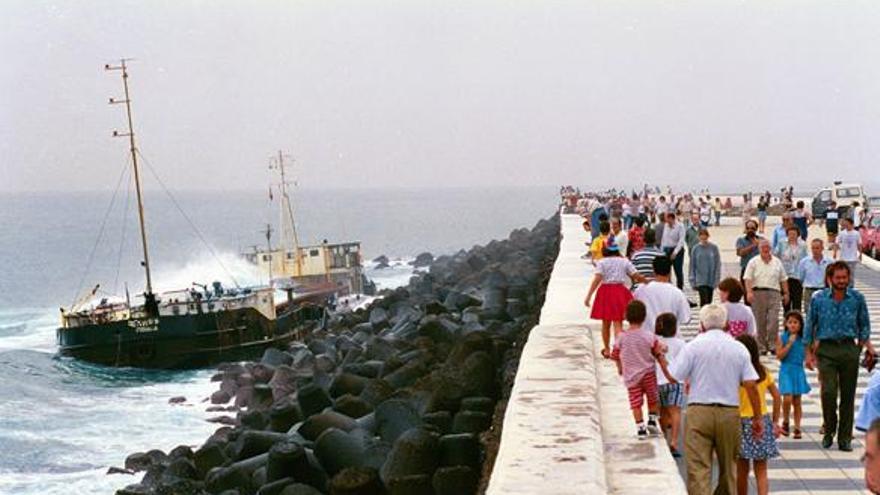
left=287, top=252, right=295, bottom=259
left=262, top=254, right=272, bottom=261
left=310, top=249, right=320, bottom=257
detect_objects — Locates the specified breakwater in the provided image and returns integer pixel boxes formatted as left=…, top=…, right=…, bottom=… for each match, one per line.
left=116, top=214, right=560, bottom=495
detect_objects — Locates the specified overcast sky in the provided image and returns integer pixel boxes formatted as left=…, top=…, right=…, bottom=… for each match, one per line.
left=2, top=1, right=880, bottom=192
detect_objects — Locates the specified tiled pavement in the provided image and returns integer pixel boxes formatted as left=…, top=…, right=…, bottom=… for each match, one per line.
left=673, top=262, right=880, bottom=494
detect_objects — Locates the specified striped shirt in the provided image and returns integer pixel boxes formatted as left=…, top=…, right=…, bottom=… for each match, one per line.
left=631, top=247, right=664, bottom=285
left=612, top=327, right=661, bottom=387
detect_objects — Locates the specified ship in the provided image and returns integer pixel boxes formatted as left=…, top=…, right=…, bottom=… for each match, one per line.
left=241, top=151, right=373, bottom=305
left=57, top=60, right=321, bottom=369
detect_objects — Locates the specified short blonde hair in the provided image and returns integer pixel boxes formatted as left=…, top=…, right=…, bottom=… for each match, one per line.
left=699, top=303, right=728, bottom=331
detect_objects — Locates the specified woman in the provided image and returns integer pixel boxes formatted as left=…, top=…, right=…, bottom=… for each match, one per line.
left=585, top=238, right=647, bottom=358
left=774, top=226, right=808, bottom=312
left=756, top=195, right=769, bottom=234
left=689, top=228, right=722, bottom=306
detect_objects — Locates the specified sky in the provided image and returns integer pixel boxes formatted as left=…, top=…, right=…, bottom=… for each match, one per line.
left=2, top=0, right=880, bottom=192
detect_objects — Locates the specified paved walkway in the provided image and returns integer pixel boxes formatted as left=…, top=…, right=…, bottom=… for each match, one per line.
left=672, top=227, right=880, bottom=494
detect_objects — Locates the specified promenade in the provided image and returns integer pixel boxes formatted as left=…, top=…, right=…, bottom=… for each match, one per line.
left=489, top=212, right=880, bottom=494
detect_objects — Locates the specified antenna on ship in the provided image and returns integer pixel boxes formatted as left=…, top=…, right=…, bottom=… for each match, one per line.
left=106, top=59, right=157, bottom=312
left=270, top=151, right=302, bottom=274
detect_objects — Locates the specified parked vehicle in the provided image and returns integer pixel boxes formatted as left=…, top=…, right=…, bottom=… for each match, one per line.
left=862, top=213, right=880, bottom=260
left=812, top=182, right=867, bottom=219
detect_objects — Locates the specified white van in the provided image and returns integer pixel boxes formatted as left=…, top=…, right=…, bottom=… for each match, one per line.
left=812, top=182, right=866, bottom=219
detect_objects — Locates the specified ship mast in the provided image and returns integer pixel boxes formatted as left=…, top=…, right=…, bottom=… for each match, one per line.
left=271, top=151, right=301, bottom=274
left=106, top=59, right=154, bottom=300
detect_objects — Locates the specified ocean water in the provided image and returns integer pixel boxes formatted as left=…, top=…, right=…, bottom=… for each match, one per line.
left=0, top=186, right=557, bottom=494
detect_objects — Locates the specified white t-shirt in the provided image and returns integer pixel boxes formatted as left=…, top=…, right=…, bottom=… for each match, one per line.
left=595, top=257, right=637, bottom=284
left=657, top=336, right=686, bottom=386
left=633, top=281, right=692, bottom=333
left=669, top=329, right=759, bottom=406
left=723, top=302, right=757, bottom=338
left=837, top=230, right=861, bottom=262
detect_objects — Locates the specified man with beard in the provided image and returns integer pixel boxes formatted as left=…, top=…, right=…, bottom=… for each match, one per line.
left=805, top=261, right=872, bottom=451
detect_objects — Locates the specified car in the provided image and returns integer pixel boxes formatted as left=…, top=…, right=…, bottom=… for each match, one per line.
left=862, top=213, right=880, bottom=260
left=812, top=182, right=867, bottom=219
left=866, top=196, right=880, bottom=216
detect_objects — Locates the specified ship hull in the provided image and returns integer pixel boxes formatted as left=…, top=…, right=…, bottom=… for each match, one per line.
left=56, top=306, right=321, bottom=369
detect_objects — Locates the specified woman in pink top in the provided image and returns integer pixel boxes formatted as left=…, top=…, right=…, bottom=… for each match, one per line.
left=718, top=277, right=757, bottom=338
left=586, top=237, right=647, bottom=358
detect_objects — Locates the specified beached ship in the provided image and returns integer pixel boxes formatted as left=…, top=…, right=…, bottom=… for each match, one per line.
left=57, top=60, right=319, bottom=369
left=241, top=152, right=369, bottom=302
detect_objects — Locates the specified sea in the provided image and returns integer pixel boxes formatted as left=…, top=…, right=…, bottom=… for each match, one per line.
left=0, top=186, right=558, bottom=495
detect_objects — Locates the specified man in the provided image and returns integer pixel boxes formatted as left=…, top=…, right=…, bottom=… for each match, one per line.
left=713, top=197, right=723, bottom=226
left=744, top=239, right=789, bottom=354
left=634, top=256, right=691, bottom=332
left=653, top=212, right=666, bottom=248
left=805, top=261, right=872, bottom=451
left=864, top=419, right=880, bottom=494
left=835, top=217, right=863, bottom=287
left=631, top=230, right=665, bottom=287
left=826, top=201, right=840, bottom=245
left=610, top=217, right=629, bottom=258
left=735, top=220, right=762, bottom=291
left=797, top=238, right=832, bottom=314
left=660, top=212, right=687, bottom=290
left=670, top=304, right=763, bottom=495
left=685, top=212, right=702, bottom=255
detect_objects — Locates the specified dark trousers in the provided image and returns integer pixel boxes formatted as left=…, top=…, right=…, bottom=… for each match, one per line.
left=817, top=340, right=861, bottom=444
left=784, top=278, right=803, bottom=313
left=697, top=286, right=713, bottom=306
left=739, top=266, right=750, bottom=306
left=664, top=247, right=685, bottom=290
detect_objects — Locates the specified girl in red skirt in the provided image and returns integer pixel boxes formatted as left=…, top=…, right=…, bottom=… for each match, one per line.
left=586, top=236, right=646, bottom=358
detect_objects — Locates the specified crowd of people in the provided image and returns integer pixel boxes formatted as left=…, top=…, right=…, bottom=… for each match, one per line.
left=563, top=186, right=878, bottom=494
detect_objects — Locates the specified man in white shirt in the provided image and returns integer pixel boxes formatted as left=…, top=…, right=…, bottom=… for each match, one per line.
left=634, top=256, right=691, bottom=333
left=744, top=239, right=789, bottom=354
left=835, top=218, right=863, bottom=286
left=670, top=304, right=763, bottom=495
left=660, top=212, right=687, bottom=290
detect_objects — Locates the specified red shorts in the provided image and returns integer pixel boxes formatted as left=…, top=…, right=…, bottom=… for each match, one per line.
left=627, top=371, right=659, bottom=410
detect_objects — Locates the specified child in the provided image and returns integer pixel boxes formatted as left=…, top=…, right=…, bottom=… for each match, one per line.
left=589, top=220, right=611, bottom=263
left=611, top=300, right=669, bottom=439
left=736, top=334, right=782, bottom=495
left=775, top=311, right=811, bottom=439
left=586, top=237, right=647, bottom=358
left=655, top=312, right=686, bottom=457
left=718, top=277, right=757, bottom=338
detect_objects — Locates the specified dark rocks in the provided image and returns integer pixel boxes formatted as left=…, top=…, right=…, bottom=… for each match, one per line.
left=297, top=384, right=333, bottom=418
left=375, top=399, right=422, bottom=444
left=380, top=428, right=440, bottom=484
left=261, top=348, right=294, bottom=367
left=328, top=467, right=384, bottom=495
left=298, top=411, right=358, bottom=441
left=168, top=396, right=186, bottom=404
left=411, top=252, right=434, bottom=268
left=333, top=394, right=373, bottom=419
left=122, top=214, right=561, bottom=495
left=433, top=466, right=478, bottom=495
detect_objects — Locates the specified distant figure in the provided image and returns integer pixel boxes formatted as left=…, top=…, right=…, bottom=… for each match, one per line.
left=669, top=304, right=763, bottom=495
left=826, top=200, right=840, bottom=245
left=626, top=216, right=646, bottom=258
